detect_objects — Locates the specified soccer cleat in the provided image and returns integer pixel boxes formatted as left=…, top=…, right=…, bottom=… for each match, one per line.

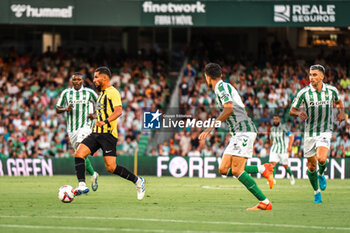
left=262, top=164, right=274, bottom=189
left=267, top=179, right=277, bottom=185
left=290, top=174, right=295, bottom=185
left=318, top=175, right=327, bottom=191
left=73, top=184, right=89, bottom=196
left=247, top=201, right=272, bottom=211
left=314, top=192, right=322, bottom=204
left=91, top=172, right=99, bottom=192
left=136, top=177, right=145, bottom=200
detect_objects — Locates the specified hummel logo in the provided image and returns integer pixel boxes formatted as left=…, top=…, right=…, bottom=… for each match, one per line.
left=242, top=143, right=247, bottom=147
left=243, top=139, right=248, bottom=142
left=105, top=150, right=112, bottom=153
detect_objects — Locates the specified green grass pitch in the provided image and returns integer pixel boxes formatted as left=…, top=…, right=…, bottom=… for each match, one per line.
left=0, top=176, right=350, bottom=233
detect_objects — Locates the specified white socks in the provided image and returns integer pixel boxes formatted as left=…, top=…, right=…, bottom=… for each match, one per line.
left=79, top=182, right=87, bottom=187
left=261, top=198, right=270, bottom=204
left=258, top=165, right=265, bottom=174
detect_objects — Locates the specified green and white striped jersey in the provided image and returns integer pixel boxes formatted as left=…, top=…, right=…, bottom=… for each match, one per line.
left=270, top=124, right=291, bottom=154
left=292, top=83, right=339, bottom=138
left=214, top=80, right=257, bottom=135
left=56, top=87, right=98, bottom=133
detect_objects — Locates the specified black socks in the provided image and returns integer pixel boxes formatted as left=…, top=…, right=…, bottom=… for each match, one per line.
left=75, top=157, right=86, bottom=182
left=113, top=165, right=138, bottom=183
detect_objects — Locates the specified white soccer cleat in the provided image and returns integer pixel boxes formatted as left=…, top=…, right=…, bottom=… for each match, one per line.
left=136, top=177, right=145, bottom=200
left=290, top=174, right=295, bottom=185
left=91, top=172, right=99, bottom=191
left=73, top=182, right=89, bottom=196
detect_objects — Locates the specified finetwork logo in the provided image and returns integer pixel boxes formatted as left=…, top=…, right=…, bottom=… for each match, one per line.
left=273, top=4, right=336, bottom=23
left=274, top=5, right=290, bottom=22
left=142, top=1, right=206, bottom=13
left=11, top=4, right=74, bottom=18
left=143, top=110, right=162, bottom=129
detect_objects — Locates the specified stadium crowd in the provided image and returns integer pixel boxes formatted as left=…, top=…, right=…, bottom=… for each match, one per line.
left=0, top=46, right=350, bottom=159
left=156, top=57, right=350, bottom=158
left=0, top=48, right=170, bottom=158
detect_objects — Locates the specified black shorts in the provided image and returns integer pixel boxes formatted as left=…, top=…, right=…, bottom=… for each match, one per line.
left=81, top=133, right=118, bottom=156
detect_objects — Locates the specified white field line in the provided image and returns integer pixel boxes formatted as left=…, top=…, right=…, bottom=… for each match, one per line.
left=119, top=229, right=271, bottom=233
left=0, top=215, right=350, bottom=231
left=0, top=224, right=113, bottom=231
left=0, top=224, right=271, bottom=233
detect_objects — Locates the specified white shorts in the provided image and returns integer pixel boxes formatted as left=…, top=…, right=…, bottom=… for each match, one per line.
left=269, top=152, right=289, bottom=165
left=303, top=133, right=331, bottom=158
left=223, top=132, right=256, bottom=158
left=68, top=127, right=92, bottom=151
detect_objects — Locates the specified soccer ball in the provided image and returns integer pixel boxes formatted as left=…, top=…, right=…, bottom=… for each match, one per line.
left=58, top=185, right=75, bottom=203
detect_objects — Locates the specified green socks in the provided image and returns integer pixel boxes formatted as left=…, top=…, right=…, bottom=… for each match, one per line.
left=85, top=158, right=95, bottom=176
left=318, top=160, right=328, bottom=176
left=307, top=169, right=319, bottom=191
left=227, top=166, right=259, bottom=176
left=238, top=171, right=267, bottom=201
left=286, top=167, right=293, bottom=176
left=273, top=166, right=276, bottom=178
left=244, top=166, right=259, bottom=174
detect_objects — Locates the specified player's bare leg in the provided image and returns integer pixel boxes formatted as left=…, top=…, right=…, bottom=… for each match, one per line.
left=104, top=156, right=145, bottom=200
left=316, top=146, right=329, bottom=191
left=307, top=155, right=321, bottom=203
left=219, top=155, right=272, bottom=211
left=219, top=154, right=232, bottom=175
left=282, top=164, right=295, bottom=185
left=74, top=144, right=91, bottom=196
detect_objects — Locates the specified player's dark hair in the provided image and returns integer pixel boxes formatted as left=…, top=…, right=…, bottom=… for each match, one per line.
left=204, top=63, right=222, bottom=79
left=72, top=72, right=84, bottom=80
left=95, top=66, right=111, bottom=78
left=310, top=64, right=325, bottom=74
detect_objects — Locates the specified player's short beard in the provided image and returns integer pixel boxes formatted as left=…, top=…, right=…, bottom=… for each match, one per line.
left=273, top=122, right=280, bottom=126
left=95, top=84, right=101, bottom=92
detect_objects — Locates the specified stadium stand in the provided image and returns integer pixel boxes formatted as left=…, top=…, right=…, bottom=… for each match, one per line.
left=0, top=48, right=171, bottom=158
left=157, top=43, right=350, bottom=158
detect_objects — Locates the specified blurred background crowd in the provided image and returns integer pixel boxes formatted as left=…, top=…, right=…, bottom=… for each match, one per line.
left=156, top=42, right=350, bottom=158
left=0, top=45, right=349, bottom=159
left=0, top=48, right=171, bottom=158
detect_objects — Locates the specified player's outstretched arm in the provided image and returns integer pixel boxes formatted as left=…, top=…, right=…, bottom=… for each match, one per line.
left=198, top=102, right=233, bottom=140
left=287, top=134, right=294, bottom=154
left=335, top=99, right=345, bottom=123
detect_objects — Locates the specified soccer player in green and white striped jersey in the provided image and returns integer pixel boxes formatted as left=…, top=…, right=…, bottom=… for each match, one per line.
left=199, top=63, right=274, bottom=211
left=290, top=64, right=345, bottom=204
left=56, top=72, right=99, bottom=193
left=269, top=114, right=295, bottom=185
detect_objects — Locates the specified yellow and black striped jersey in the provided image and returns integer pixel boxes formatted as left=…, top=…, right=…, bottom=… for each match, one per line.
left=93, top=86, right=122, bottom=138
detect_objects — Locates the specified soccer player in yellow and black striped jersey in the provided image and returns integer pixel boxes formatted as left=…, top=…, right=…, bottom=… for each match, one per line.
left=73, top=66, right=145, bottom=200
left=93, top=80, right=121, bottom=138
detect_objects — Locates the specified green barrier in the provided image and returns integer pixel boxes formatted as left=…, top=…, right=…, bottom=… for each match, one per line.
left=1, top=0, right=350, bottom=27
left=0, top=156, right=349, bottom=179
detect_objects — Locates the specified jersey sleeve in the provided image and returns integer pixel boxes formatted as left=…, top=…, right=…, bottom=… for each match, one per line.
left=56, top=90, right=67, bottom=107
left=291, top=89, right=305, bottom=109
left=108, top=89, right=122, bottom=108
left=89, top=90, right=99, bottom=103
left=331, top=87, right=340, bottom=102
left=215, top=82, right=232, bottom=105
